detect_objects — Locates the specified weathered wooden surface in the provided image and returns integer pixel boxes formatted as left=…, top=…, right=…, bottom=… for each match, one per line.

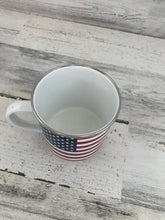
left=0, top=9, right=164, bottom=75
left=1, top=170, right=165, bottom=220
left=0, top=1, right=165, bottom=219
left=123, top=135, right=165, bottom=212
left=0, top=0, right=165, bottom=38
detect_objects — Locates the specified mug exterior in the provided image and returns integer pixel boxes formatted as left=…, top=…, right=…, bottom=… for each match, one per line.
left=41, top=125, right=109, bottom=160
left=6, top=65, right=121, bottom=161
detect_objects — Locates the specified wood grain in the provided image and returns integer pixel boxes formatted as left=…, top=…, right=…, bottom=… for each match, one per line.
left=0, top=170, right=133, bottom=220
left=123, top=182, right=165, bottom=212
left=0, top=9, right=165, bottom=75
left=1, top=170, right=165, bottom=220
left=0, top=9, right=28, bottom=44
left=0, top=0, right=165, bottom=38
left=1, top=2, right=165, bottom=216
left=122, top=133, right=165, bottom=211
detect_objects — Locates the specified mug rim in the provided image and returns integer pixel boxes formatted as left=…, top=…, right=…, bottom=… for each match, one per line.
left=31, top=64, right=121, bottom=138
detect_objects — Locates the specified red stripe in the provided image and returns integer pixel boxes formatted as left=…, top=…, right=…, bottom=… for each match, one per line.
left=48, top=146, right=98, bottom=161
left=77, top=135, right=106, bottom=148
left=77, top=130, right=107, bottom=144
left=48, top=143, right=100, bottom=159
left=76, top=138, right=105, bottom=152
left=47, top=140, right=101, bottom=156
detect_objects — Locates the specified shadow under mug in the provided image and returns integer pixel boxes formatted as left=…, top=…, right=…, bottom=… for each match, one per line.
left=6, top=65, right=121, bottom=160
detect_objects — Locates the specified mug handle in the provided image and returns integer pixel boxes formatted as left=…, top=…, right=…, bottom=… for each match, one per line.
left=6, top=100, right=42, bottom=132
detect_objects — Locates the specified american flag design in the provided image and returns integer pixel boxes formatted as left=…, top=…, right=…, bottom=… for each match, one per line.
left=42, top=126, right=109, bottom=160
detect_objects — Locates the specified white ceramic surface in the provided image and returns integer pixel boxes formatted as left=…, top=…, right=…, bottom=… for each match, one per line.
left=33, top=66, right=120, bottom=136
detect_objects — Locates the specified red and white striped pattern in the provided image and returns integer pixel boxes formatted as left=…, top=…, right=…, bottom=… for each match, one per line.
left=47, top=129, right=109, bottom=161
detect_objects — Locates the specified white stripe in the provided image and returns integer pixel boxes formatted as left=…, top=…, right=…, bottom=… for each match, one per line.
left=48, top=144, right=100, bottom=158
left=48, top=139, right=104, bottom=154
left=47, top=139, right=103, bottom=154
left=77, top=130, right=106, bottom=143
left=49, top=145, right=103, bottom=161
left=77, top=132, right=107, bottom=147
left=76, top=137, right=106, bottom=150
left=76, top=142, right=103, bottom=153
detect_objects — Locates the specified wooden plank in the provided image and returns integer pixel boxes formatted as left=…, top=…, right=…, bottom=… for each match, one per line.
left=0, top=43, right=165, bottom=138
left=0, top=96, right=126, bottom=200
left=0, top=206, right=54, bottom=220
left=0, top=170, right=130, bottom=220
left=0, top=0, right=165, bottom=38
left=0, top=7, right=165, bottom=212
left=123, top=182, right=165, bottom=212
left=122, top=133, right=165, bottom=211
left=0, top=9, right=165, bottom=76
left=0, top=9, right=28, bottom=44
left=1, top=171, right=165, bottom=220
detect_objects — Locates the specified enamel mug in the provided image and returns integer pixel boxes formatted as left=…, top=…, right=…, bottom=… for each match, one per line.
left=6, top=65, right=121, bottom=160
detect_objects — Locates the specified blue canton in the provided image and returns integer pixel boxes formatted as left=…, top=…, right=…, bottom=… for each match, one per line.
left=42, top=126, right=77, bottom=152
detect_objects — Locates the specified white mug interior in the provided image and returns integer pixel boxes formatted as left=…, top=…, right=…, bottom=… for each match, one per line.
left=33, top=66, right=120, bottom=136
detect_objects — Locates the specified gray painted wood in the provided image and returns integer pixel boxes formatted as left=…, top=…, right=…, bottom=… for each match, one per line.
left=122, top=136, right=165, bottom=211
left=0, top=2, right=165, bottom=218
left=0, top=0, right=165, bottom=38
left=122, top=182, right=165, bottom=212
left=0, top=9, right=164, bottom=76
left=1, top=170, right=165, bottom=220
